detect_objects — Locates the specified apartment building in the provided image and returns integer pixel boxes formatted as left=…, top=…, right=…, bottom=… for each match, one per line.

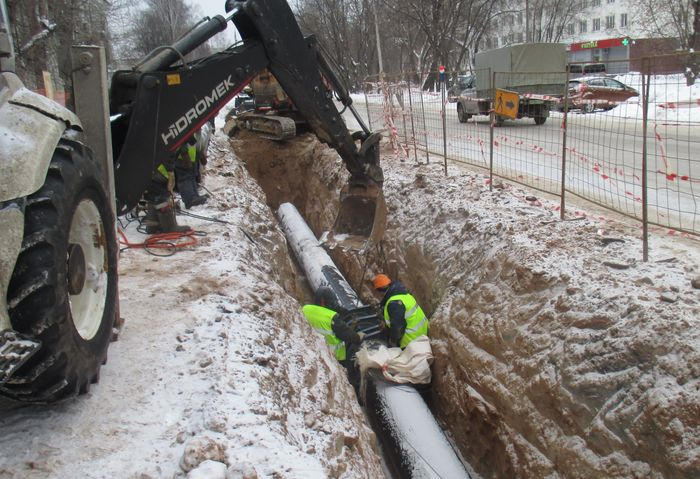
left=483, top=0, right=681, bottom=73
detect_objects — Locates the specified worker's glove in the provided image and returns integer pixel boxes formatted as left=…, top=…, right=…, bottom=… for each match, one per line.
left=357, top=332, right=366, bottom=342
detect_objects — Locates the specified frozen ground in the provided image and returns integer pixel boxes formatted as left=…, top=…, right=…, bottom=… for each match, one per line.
left=0, top=112, right=698, bottom=478
left=0, top=126, right=384, bottom=478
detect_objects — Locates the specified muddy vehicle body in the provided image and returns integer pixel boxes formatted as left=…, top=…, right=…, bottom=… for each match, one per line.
left=1, top=0, right=384, bottom=402
left=456, top=43, right=567, bottom=126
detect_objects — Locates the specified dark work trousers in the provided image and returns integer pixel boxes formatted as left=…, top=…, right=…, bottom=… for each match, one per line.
left=143, top=174, right=170, bottom=207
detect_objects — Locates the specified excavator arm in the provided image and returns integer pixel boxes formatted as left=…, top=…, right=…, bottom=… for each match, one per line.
left=110, top=0, right=384, bottom=238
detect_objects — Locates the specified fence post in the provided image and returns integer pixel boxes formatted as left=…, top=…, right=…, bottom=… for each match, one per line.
left=560, top=67, right=570, bottom=219
left=641, top=60, right=651, bottom=262
left=396, top=78, right=409, bottom=155
left=489, top=70, right=495, bottom=191
left=406, top=73, right=419, bottom=164
left=441, top=72, right=447, bottom=176
left=363, top=79, right=373, bottom=131
left=419, top=78, right=430, bottom=164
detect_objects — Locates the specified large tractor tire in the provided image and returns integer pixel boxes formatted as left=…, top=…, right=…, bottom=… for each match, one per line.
left=3, top=139, right=118, bottom=403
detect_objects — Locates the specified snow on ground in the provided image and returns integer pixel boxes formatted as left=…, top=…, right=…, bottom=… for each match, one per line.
left=357, top=154, right=700, bottom=478
left=0, top=103, right=698, bottom=479
left=0, top=123, right=384, bottom=478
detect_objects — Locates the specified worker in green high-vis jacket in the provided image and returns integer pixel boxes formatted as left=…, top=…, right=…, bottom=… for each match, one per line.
left=372, top=274, right=428, bottom=349
left=302, top=287, right=367, bottom=368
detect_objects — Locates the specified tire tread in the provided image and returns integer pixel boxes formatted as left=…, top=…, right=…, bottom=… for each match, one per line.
left=3, top=138, right=117, bottom=403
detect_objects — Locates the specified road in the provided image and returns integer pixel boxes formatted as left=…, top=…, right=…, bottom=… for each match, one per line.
left=357, top=97, right=700, bottom=233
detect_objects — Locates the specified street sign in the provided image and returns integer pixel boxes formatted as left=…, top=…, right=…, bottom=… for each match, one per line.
left=439, top=65, right=445, bottom=83
left=494, top=88, right=519, bottom=119
left=570, top=37, right=633, bottom=51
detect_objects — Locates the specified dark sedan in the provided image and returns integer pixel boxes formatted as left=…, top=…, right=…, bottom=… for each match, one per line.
left=568, top=76, right=639, bottom=113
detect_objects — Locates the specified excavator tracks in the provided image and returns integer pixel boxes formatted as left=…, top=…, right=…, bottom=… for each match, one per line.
left=235, top=112, right=296, bottom=141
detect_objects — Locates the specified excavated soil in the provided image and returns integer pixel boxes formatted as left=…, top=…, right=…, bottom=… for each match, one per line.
left=230, top=130, right=700, bottom=479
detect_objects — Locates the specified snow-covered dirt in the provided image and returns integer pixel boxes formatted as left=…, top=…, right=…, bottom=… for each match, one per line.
left=367, top=161, right=700, bottom=478
left=0, top=128, right=384, bottom=478
left=229, top=129, right=700, bottom=478
left=1, top=118, right=698, bottom=478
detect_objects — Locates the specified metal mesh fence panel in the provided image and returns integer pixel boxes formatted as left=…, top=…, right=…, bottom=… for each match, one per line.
left=354, top=53, right=700, bottom=238
left=563, top=59, right=648, bottom=223
left=488, top=71, right=567, bottom=195
left=565, top=56, right=700, bottom=235
left=638, top=55, right=700, bottom=235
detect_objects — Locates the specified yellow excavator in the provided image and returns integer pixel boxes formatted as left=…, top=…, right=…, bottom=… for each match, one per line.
left=228, top=64, right=386, bottom=243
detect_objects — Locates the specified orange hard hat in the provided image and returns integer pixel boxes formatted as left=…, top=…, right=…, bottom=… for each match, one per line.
left=372, top=274, right=392, bottom=290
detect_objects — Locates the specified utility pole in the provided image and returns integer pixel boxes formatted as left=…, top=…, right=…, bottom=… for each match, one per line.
left=525, top=0, right=530, bottom=43
left=373, top=1, right=384, bottom=76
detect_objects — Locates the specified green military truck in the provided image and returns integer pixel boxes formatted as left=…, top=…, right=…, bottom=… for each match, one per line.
left=456, top=43, right=567, bottom=126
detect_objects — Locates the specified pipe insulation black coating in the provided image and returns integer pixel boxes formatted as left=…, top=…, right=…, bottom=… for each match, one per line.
left=277, top=203, right=471, bottom=478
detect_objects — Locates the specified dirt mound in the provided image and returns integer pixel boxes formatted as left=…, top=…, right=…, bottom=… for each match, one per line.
left=230, top=130, right=347, bottom=236
left=375, top=160, right=699, bottom=478
left=235, top=130, right=700, bottom=478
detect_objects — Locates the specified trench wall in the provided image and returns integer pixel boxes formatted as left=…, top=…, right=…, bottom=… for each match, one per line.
left=231, top=131, right=700, bottom=479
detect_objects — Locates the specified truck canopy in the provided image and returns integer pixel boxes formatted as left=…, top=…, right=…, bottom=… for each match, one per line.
left=474, top=43, right=567, bottom=97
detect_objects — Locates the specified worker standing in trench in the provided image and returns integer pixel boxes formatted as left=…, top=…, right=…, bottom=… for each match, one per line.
left=174, top=131, right=209, bottom=209
left=372, top=274, right=428, bottom=348
left=301, top=288, right=368, bottom=385
left=142, top=161, right=191, bottom=234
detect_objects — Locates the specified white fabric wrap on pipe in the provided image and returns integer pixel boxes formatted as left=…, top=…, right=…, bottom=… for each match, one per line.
left=277, top=202, right=360, bottom=306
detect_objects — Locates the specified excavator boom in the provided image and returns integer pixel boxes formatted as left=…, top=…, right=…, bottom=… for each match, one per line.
left=110, top=0, right=384, bottom=239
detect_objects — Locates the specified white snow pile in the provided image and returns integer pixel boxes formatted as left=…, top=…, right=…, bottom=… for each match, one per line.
left=364, top=155, right=700, bottom=478
left=0, top=126, right=384, bottom=478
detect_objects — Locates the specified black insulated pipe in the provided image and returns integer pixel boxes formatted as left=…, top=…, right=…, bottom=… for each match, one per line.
left=277, top=202, right=471, bottom=478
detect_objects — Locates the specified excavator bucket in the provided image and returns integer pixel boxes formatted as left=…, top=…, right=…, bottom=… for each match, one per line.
left=333, top=181, right=386, bottom=243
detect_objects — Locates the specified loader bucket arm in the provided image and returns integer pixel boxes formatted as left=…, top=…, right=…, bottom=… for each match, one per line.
left=230, top=0, right=384, bottom=238
left=109, top=0, right=384, bottom=240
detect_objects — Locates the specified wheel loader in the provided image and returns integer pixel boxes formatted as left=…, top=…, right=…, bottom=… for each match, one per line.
left=0, top=0, right=385, bottom=403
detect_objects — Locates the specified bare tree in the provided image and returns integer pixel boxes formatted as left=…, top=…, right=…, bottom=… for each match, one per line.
left=521, top=0, right=578, bottom=43
left=633, top=0, right=700, bottom=83
left=131, top=0, right=195, bottom=55
left=107, top=0, right=141, bottom=67
left=452, top=0, right=499, bottom=72
left=7, top=0, right=109, bottom=100
left=382, top=0, right=481, bottom=88
left=294, top=0, right=377, bottom=89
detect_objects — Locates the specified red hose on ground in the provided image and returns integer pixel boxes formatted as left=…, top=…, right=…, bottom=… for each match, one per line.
left=118, top=228, right=198, bottom=255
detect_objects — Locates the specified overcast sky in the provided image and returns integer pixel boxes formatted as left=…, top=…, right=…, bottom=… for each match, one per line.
left=189, top=0, right=240, bottom=44
left=193, top=0, right=229, bottom=18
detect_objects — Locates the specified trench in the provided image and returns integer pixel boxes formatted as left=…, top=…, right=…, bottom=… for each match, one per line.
left=231, top=130, right=489, bottom=476
left=227, top=130, right=666, bottom=479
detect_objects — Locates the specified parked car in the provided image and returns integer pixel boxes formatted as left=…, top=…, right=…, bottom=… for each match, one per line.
left=568, top=62, right=607, bottom=78
left=567, top=76, right=638, bottom=113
